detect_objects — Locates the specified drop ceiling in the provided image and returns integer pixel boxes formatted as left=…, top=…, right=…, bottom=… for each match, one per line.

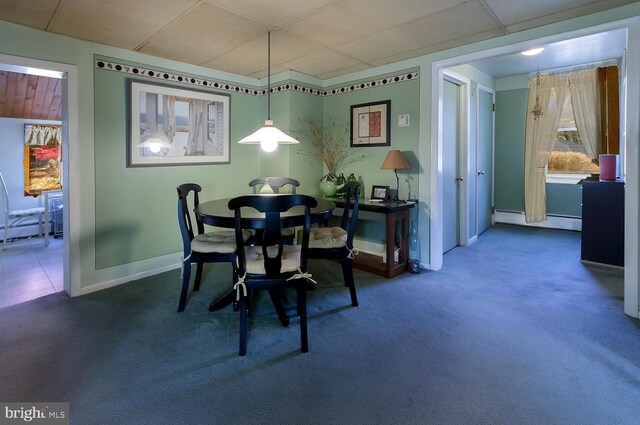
left=467, top=28, right=627, bottom=78
left=0, top=0, right=637, bottom=80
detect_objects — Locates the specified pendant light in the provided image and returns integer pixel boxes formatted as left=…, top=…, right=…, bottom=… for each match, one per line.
left=238, top=32, right=299, bottom=152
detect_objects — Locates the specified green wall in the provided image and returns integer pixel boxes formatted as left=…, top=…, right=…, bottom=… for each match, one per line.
left=495, top=87, right=583, bottom=217
left=321, top=72, right=420, bottom=244
left=495, top=89, right=527, bottom=211
left=322, top=72, right=420, bottom=201
left=93, top=58, right=261, bottom=268
left=2, top=0, right=639, bottom=291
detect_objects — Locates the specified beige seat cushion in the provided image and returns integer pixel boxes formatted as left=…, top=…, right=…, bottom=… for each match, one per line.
left=244, top=245, right=301, bottom=274
left=309, top=227, right=347, bottom=249
left=191, top=230, right=251, bottom=254
left=281, top=227, right=295, bottom=237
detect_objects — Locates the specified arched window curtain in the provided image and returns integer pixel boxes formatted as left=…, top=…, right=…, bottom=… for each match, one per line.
left=569, top=69, right=601, bottom=162
left=24, top=125, right=61, bottom=146
left=524, top=74, right=569, bottom=223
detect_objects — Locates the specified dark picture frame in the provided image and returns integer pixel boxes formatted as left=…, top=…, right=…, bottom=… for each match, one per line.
left=127, top=79, right=230, bottom=167
left=350, top=100, right=391, bottom=147
left=371, top=185, right=390, bottom=200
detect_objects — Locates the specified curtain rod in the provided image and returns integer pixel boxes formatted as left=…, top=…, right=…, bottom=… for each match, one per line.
left=529, top=58, right=620, bottom=79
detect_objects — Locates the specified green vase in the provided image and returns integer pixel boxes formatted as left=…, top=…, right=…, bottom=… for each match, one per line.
left=319, top=181, right=337, bottom=197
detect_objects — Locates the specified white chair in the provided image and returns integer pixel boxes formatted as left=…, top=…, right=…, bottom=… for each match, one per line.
left=1, top=172, right=45, bottom=250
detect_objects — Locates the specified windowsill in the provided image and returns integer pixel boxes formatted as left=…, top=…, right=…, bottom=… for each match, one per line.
left=546, top=173, right=592, bottom=184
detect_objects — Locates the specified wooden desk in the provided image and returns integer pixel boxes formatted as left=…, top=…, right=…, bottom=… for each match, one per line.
left=330, top=198, right=415, bottom=278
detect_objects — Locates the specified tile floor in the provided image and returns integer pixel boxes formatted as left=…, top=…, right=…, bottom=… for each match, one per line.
left=0, top=236, right=64, bottom=309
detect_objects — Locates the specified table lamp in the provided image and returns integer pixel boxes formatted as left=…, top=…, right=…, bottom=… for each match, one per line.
left=381, top=150, right=410, bottom=200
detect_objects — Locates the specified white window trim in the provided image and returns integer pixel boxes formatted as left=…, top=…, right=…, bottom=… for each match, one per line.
left=546, top=173, right=591, bottom=184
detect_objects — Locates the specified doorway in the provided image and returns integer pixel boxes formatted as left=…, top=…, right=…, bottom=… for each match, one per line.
left=476, top=86, right=495, bottom=235
left=428, top=20, right=640, bottom=318
left=442, top=79, right=462, bottom=253
left=0, top=52, right=79, bottom=304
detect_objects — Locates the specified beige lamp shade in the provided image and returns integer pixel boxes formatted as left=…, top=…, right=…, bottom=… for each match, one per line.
left=381, top=150, right=410, bottom=170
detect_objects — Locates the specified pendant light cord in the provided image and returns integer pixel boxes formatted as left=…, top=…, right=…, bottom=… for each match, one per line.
left=267, top=31, right=271, bottom=120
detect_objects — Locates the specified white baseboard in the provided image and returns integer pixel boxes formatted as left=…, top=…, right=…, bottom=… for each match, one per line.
left=78, top=261, right=180, bottom=296
left=494, top=210, right=582, bottom=231
left=353, top=239, right=385, bottom=257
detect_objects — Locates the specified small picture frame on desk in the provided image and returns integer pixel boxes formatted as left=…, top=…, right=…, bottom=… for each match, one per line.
left=371, top=185, right=389, bottom=202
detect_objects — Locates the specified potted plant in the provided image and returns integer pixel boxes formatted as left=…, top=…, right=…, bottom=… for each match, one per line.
left=297, top=118, right=366, bottom=196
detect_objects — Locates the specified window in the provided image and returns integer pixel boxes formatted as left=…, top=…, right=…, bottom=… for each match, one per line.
left=23, top=124, right=62, bottom=196
left=546, top=65, right=620, bottom=184
left=546, top=95, right=599, bottom=183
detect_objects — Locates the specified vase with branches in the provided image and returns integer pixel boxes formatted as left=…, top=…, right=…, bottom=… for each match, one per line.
left=296, top=118, right=366, bottom=182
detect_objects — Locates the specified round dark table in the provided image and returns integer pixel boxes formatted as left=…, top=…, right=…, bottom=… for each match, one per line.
left=195, top=195, right=335, bottom=229
left=194, top=194, right=335, bottom=312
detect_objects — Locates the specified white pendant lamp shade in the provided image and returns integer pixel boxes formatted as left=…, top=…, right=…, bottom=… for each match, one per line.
left=237, top=32, right=299, bottom=152
left=238, top=119, right=299, bottom=152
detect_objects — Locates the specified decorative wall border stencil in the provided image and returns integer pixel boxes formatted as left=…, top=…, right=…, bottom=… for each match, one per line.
left=95, top=58, right=419, bottom=97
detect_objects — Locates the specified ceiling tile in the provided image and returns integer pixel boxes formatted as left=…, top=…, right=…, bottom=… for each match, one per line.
left=368, top=28, right=506, bottom=66
left=485, top=0, right=607, bottom=26
left=282, top=0, right=469, bottom=48
left=337, top=1, right=501, bottom=64
left=258, top=49, right=365, bottom=80
left=202, top=31, right=323, bottom=77
left=317, top=63, right=372, bottom=80
left=501, top=0, right=640, bottom=33
left=205, top=0, right=338, bottom=27
left=0, top=0, right=58, bottom=29
left=47, top=0, right=199, bottom=50
left=139, top=3, right=268, bottom=66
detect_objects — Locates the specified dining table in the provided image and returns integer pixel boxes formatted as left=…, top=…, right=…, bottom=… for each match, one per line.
left=194, top=194, right=336, bottom=311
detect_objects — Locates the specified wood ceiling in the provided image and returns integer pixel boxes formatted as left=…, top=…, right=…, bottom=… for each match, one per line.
left=0, top=71, right=62, bottom=120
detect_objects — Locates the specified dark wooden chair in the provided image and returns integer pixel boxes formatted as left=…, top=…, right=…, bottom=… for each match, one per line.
left=249, top=177, right=300, bottom=244
left=249, top=177, right=300, bottom=194
left=176, top=183, right=249, bottom=312
left=229, top=194, right=317, bottom=356
left=308, top=181, right=361, bottom=306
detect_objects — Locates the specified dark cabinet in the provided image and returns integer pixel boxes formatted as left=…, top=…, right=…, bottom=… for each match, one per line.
left=581, top=180, right=624, bottom=267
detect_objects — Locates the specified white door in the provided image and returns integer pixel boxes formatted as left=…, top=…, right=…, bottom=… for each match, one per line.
left=443, top=80, right=461, bottom=253
left=477, top=88, right=494, bottom=234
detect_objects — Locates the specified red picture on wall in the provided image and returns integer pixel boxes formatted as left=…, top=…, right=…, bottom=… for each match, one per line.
left=351, top=100, right=390, bottom=147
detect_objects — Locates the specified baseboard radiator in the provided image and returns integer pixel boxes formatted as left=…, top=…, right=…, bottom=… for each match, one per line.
left=494, top=210, right=582, bottom=232
left=0, top=220, right=46, bottom=241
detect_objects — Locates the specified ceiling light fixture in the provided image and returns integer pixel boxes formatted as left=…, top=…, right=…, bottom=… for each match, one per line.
left=238, top=32, right=299, bottom=152
left=521, top=47, right=544, bottom=56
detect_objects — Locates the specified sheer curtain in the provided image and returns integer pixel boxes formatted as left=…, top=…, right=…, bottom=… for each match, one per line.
left=569, top=69, right=601, bottom=161
left=524, top=74, right=569, bottom=223
left=186, top=99, right=207, bottom=155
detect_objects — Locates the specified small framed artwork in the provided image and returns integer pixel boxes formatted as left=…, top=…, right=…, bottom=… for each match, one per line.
left=371, top=185, right=389, bottom=201
left=127, top=79, right=230, bottom=167
left=350, top=100, right=391, bottom=147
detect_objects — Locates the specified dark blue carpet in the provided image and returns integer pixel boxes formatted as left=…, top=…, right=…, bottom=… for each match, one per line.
left=1, top=224, right=639, bottom=424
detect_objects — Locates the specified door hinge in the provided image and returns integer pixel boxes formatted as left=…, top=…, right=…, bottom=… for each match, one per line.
left=492, top=103, right=495, bottom=112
